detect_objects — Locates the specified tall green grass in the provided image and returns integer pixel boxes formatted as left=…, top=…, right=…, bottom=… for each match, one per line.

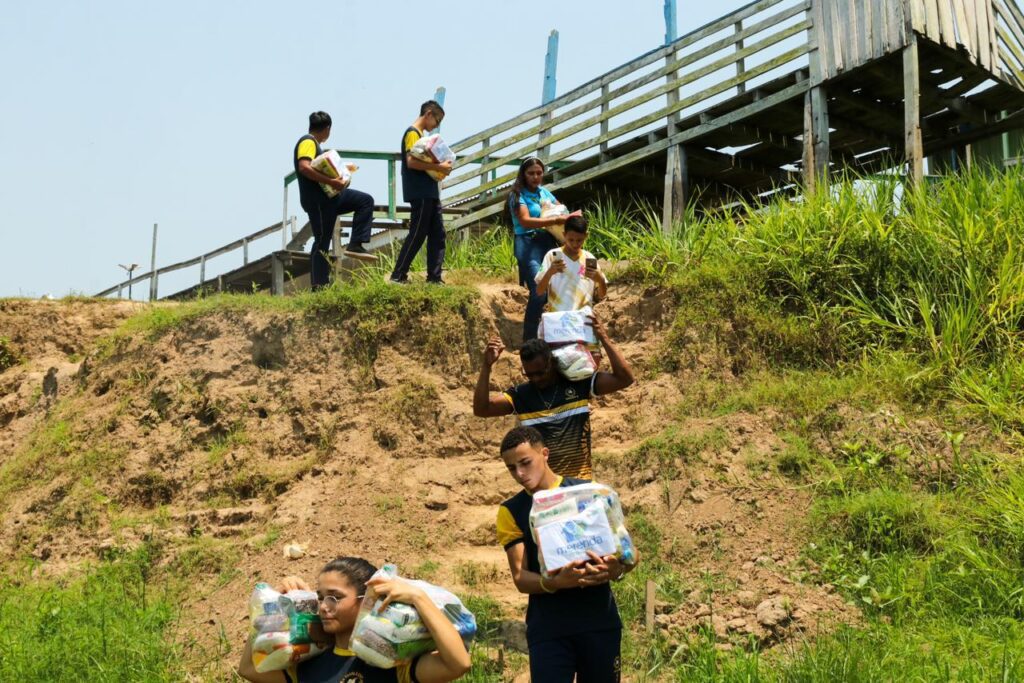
left=0, top=548, right=188, bottom=681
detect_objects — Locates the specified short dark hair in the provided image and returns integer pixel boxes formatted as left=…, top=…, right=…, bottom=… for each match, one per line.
left=309, top=111, right=332, bottom=133
left=519, top=338, right=552, bottom=364
left=564, top=215, right=588, bottom=234
left=319, top=556, right=376, bottom=595
left=421, top=100, right=445, bottom=118
left=500, top=426, right=545, bottom=454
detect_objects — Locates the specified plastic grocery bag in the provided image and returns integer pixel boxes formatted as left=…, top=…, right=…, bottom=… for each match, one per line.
left=409, top=134, right=456, bottom=181
left=541, top=306, right=595, bottom=345
left=351, top=564, right=476, bottom=668
left=552, top=343, right=597, bottom=380
left=540, top=200, right=570, bottom=243
left=248, top=583, right=326, bottom=673
left=312, top=150, right=359, bottom=198
left=529, top=482, right=637, bottom=576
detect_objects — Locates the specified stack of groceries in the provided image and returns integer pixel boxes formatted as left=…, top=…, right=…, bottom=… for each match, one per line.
left=528, top=482, right=636, bottom=577
left=311, top=150, right=359, bottom=198
left=542, top=307, right=598, bottom=380
left=409, top=134, right=457, bottom=181
left=539, top=200, right=570, bottom=243
left=351, top=564, right=477, bottom=668
left=248, top=584, right=326, bottom=672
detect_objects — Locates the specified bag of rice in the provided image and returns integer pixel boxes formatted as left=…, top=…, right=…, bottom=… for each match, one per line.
left=351, top=564, right=476, bottom=669
left=552, top=343, right=597, bottom=380
left=248, top=583, right=326, bottom=673
left=311, top=149, right=359, bottom=198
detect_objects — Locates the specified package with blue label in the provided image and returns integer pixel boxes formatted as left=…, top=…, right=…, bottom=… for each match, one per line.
left=351, top=564, right=477, bottom=669
left=540, top=306, right=595, bottom=345
left=529, top=482, right=637, bottom=576
left=248, top=583, right=326, bottom=673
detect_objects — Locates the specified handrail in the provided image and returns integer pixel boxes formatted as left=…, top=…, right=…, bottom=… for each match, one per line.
left=994, top=0, right=1024, bottom=87
left=94, top=219, right=291, bottom=298
left=436, top=0, right=813, bottom=227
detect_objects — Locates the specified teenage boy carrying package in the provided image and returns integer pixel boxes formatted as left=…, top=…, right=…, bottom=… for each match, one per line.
left=496, top=426, right=639, bottom=683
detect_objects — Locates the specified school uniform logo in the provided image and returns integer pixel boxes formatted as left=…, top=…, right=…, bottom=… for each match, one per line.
left=340, top=673, right=364, bottom=683
left=564, top=386, right=578, bottom=400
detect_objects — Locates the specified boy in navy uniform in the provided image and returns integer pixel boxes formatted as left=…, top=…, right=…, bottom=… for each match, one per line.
left=496, top=426, right=638, bottom=682
left=294, top=111, right=377, bottom=291
left=390, top=100, right=452, bottom=285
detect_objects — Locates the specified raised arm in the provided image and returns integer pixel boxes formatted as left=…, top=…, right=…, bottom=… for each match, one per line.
left=534, top=251, right=565, bottom=296
left=473, top=336, right=515, bottom=417
left=590, top=313, right=634, bottom=396
left=366, top=578, right=472, bottom=683
left=515, top=204, right=583, bottom=230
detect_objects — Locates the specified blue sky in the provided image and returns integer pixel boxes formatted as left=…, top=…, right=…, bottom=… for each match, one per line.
left=0, top=0, right=743, bottom=298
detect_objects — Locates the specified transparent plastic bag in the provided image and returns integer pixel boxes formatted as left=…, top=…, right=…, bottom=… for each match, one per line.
left=350, top=564, right=476, bottom=669
left=529, top=482, right=637, bottom=576
left=312, top=150, right=359, bottom=198
left=409, top=134, right=456, bottom=181
left=248, top=583, right=326, bottom=673
left=552, top=343, right=597, bottom=380
left=539, top=200, right=570, bottom=243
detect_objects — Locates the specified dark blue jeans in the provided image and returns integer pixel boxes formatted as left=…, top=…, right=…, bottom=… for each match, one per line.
left=515, top=230, right=557, bottom=341
left=305, top=187, right=374, bottom=289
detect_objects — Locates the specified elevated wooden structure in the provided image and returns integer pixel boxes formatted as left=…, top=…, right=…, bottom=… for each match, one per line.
left=97, top=0, right=1024, bottom=299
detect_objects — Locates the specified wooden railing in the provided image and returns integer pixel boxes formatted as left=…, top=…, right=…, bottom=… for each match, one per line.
left=94, top=219, right=295, bottom=299
left=441, top=0, right=816, bottom=229
left=994, top=0, right=1024, bottom=87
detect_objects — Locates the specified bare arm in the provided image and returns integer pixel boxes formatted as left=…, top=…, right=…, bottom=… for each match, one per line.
left=590, top=313, right=634, bottom=395
left=587, top=266, right=608, bottom=302
left=534, top=255, right=565, bottom=296
left=297, top=158, right=347, bottom=190
left=367, top=578, right=472, bottom=683
left=473, top=336, right=515, bottom=417
left=407, top=155, right=453, bottom=176
left=504, top=543, right=589, bottom=594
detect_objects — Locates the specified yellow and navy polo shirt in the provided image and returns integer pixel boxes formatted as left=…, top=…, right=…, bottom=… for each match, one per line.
left=400, top=126, right=440, bottom=202
left=503, top=374, right=597, bottom=479
left=496, top=476, right=621, bottom=644
left=294, top=134, right=330, bottom=210
left=286, top=646, right=418, bottom=683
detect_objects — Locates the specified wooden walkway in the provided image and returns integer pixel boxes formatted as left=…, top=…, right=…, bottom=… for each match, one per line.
left=97, top=0, right=1024, bottom=299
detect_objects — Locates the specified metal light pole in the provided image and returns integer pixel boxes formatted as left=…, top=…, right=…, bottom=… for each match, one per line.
left=119, top=263, right=139, bottom=299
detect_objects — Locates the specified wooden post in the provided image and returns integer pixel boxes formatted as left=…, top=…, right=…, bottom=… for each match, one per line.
left=282, top=182, right=289, bottom=250
left=271, top=254, right=285, bottom=296
left=645, top=580, right=656, bottom=632
left=735, top=21, right=746, bottom=95
left=664, top=0, right=680, bottom=138
left=217, top=275, right=224, bottom=293
left=802, top=86, right=830, bottom=192
left=148, top=223, right=158, bottom=301
left=662, top=144, right=687, bottom=233
left=904, top=34, right=924, bottom=184
left=199, top=254, right=206, bottom=286
left=480, top=136, right=491, bottom=199
left=388, top=159, right=397, bottom=219
left=599, top=84, right=611, bottom=161
left=243, top=238, right=249, bottom=264
left=538, top=30, right=559, bottom=158
left=663, top=0, right=677, bottom=44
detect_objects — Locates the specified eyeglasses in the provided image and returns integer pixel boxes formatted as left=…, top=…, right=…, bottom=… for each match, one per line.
left=319, top=594, right=364, bottom=611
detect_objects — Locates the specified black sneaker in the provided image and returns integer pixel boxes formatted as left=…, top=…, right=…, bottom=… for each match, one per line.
left=387, top=276, right=409, bottom=285
left=426, top=278, right=446, bottom=285
left=344, top=243, right=378, bottom=261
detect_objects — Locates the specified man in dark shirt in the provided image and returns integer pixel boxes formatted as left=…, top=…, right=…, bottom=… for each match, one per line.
left=389, top=100, right=453, bottom=285
left=473, top=311, right=634, bottom=479
left=496, top=426, right=637, bottom=682
left=294, top=111, right=377, bottom=291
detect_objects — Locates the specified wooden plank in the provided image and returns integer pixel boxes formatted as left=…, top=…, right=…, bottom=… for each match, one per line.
left=447, top=82, right=808, bottom=230
left=449, top=4, right=811, bottom=178
left=448, top=43, right=812, bottom=205
left=937, top=0, right=957, bottom=48
left=809, top=0, right=831, bottom=83
left=904, top=36, right=924, bottom=185
left=952, top=0, right=972, bottom=49
left=887, top=0, right=906, bottom=52
left=855, top=0, right=870, bottom=62
left=977, top=0, right=994, bottom=69
left=838, top=1, right=856, bottom=70
left=962, top=0, right=980, bottom=59
left=826, top=0, right=846, bottom=73
left=645, top=580, right=656, bottom=632
left=443, top=33, right=812, bottom=201
left=448, top=0, right=792, bottom=152
left=925, top=0, right=942, bottom=42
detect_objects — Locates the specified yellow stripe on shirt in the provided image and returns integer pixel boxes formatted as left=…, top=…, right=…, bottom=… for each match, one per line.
left=517, top=399, right=589, bottom=422
left=404, top=128, right=422, bottom=153
left=496, top=505, right=523, bottom=547
left=296, top=138, right=317, bottom=161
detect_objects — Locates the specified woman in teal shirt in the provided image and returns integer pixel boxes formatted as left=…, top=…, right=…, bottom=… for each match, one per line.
left=508, top=157, right=580, bottom=341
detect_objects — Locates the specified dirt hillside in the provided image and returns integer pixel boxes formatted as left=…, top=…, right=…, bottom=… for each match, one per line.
left=0, top=286, right=877, bottom=677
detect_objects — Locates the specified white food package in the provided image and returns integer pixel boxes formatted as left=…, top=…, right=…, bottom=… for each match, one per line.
left=552, top=343, right=597, bottom=380
left=409, top=134, right=456, bottom=181
left=529, top=482, right=637, bottom=576
left=541, top=306, right=595, bottom=345
left=539, top=201, right=570, bottom=244
left=312, top=150, right=358, bottom=198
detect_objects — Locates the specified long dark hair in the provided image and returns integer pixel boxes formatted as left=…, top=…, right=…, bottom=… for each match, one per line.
left=320, top=556, right=376, bottom=595
left=508, top=157, right=545, bottom=215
